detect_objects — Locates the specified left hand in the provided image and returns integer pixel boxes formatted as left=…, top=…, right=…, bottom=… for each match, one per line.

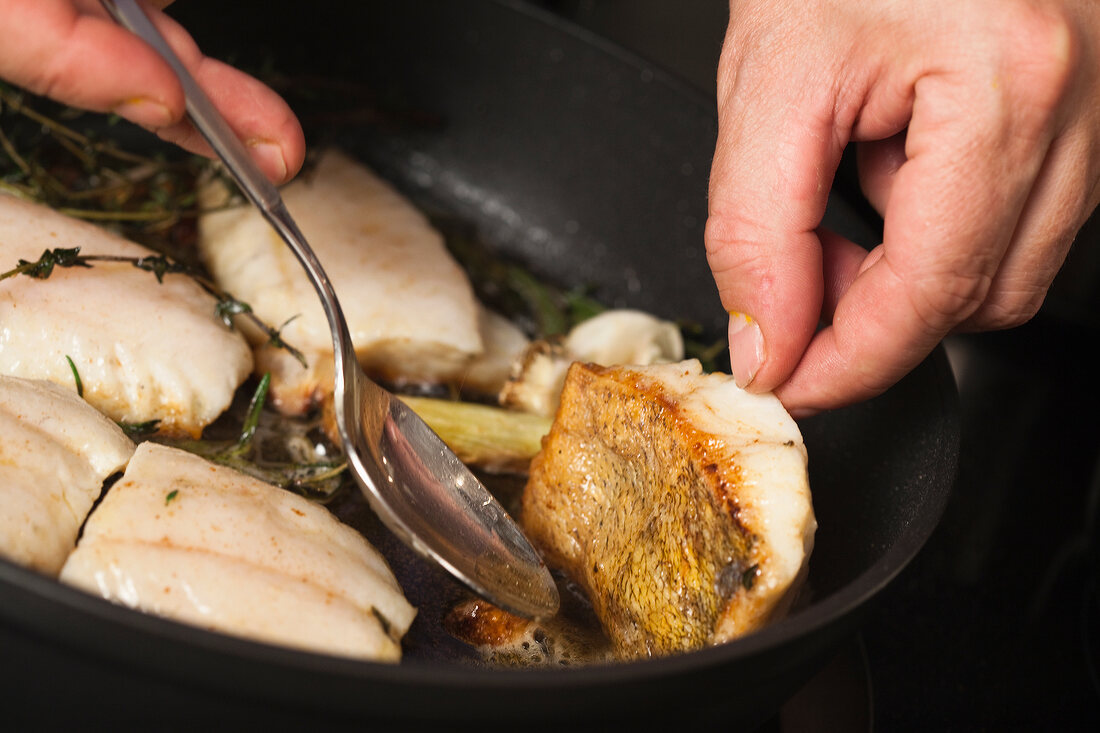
left=0, top=0, right=304, bottom=184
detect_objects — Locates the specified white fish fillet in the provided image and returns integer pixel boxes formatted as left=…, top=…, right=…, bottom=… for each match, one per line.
left=0, top=194, right=253, bottom=436
left=60, top=442, right=416, bottom=662
left=0, top=375, right=135, bottom=575
left=198, top=149, right=484, bottom=413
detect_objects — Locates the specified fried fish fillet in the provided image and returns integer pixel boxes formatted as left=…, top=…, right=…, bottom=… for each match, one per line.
left=197, top=149, right=486, bottom=413
left=0, top=194, right=253, bottom=436
left=60, top=442, right=416, bottom=662
left=0, top=375, right=135, bottom=575
left=521, top=360, right=815, bottom=659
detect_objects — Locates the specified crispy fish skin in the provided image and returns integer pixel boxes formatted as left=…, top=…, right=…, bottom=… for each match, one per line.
left=521, top=360, right=814, bottom=659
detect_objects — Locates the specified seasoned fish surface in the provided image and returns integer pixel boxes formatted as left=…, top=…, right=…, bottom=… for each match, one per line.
left=522, top=360, right=814, bottom=659
left=60, top=443, right=416, bottom=662
left=0, top=195, right=253, bottom=436
left=198, top=149, right=483, bottom=413
left=0, top=376, right=135, bottom=575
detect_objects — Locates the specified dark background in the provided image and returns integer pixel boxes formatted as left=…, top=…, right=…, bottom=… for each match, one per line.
left=537, top=1, right=1100, bottom=729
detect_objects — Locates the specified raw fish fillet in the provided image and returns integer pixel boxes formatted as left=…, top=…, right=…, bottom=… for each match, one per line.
left=522, top=360, right=815, bottom=659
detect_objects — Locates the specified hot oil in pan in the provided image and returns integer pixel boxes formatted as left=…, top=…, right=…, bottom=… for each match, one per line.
left=331, top=464, right=616, bottom=668
left=182, top=375, right=615, bottom=667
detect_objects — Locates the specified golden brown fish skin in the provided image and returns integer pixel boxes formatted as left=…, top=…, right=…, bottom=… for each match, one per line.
left=522, top=362, right=763, bottom=659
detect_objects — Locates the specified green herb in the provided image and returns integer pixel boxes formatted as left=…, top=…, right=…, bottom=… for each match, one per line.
left=230, top=373, right=271, bottom=456
left=214, top=295, right=253, bottom=327
left=1, top=247, right=307, bottom=368
left=165, top=489, right=179, bottom=505
left=563, top=289, right=606, bottom=325
left=675, top=319, right=728, bottom=373
left=265, top=315, right=301, bottom=355
left=64, top=355, right=83, bottom=397
left=2, top=247, right=88, bottom=280
left=167, top=438, right=347, bottom=501
left=132, top=254, right=190, bottom=283
left=433, top=215, right=606, bottom=338
left=118, top=419, right=161, bottom=438
left=436, top=214, right=730, bottom=373
left=0, top=82, right=209, bottom=247
left=159, top=376, right=345, bottom=501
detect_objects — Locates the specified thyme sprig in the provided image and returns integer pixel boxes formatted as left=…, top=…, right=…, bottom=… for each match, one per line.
left=0, top=83, right=210, bottom=248
left=1, top=247, right=307, bottom=367
left=228, top=373, right=270, bottom=457
left=162, top=375, right=346, bottom=500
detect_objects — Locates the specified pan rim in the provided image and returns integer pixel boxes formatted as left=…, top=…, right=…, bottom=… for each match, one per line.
left=0, top=0, right=959, bottom=718
left=0, top=347, right=958, bottom=696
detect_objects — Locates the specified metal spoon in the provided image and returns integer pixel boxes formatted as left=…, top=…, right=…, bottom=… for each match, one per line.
left=100, top=0, right=559, bottom=620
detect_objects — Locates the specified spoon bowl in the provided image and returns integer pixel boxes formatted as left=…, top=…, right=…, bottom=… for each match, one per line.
left=100, top=0, right=560, bottom=620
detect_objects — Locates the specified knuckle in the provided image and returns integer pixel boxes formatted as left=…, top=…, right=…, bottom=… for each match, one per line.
left=704, top=210, right=768, bottom=269
left=1001, top=4, right=1078, bottom=107
left=907, top=269, right=992, bottom=330
left=966, top=287, right=1046, bottom=331
left=703, top=210, right=776, bottom=302
left=29, top=62, right=71, bottom=106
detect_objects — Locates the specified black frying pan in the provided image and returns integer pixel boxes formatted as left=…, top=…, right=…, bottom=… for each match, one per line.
left=0, top=1, right=958, bottom=728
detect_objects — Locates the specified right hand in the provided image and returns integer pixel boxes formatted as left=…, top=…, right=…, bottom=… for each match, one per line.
left=706, top=0, right=1100, bottom=415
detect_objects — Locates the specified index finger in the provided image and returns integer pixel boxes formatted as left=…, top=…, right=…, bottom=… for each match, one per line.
left=1, top=0, right=184, bottom=121
left=775, top=69, right=1054, bottom=412
left=0, top=0, right=303, bottom=183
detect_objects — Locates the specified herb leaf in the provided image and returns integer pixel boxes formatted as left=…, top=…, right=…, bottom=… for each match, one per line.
left=133, top=254, right=189, bottom=283
left=118, top=419, right=161, bottom=438
left=64, top=354, right=83, bottom=398
left=214, top=295, right=254, bottom=327
left=231, top=373, right=271, bottom=456
left=1, top=247, right=88, bottom=281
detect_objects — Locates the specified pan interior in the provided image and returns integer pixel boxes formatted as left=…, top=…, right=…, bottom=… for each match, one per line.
left=0, top=0, right=958, bottom=725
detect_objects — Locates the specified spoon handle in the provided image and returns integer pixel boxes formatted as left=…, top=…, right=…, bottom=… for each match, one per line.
left=100, top=1, right=276, bottom=208
left=101, top=0, right=559, bottom=619
left=99, top=0, right=355, bottom=356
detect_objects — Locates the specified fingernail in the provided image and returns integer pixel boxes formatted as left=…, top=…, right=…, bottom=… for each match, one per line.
left=247, top=139, right=288, bottom=183
left=112, top=97, right=173, bottom=128
left=728, top=311, right=765, bottom=388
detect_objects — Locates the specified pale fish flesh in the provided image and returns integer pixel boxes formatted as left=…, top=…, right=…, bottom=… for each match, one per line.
left=60, top=442, right=416, bottom=662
